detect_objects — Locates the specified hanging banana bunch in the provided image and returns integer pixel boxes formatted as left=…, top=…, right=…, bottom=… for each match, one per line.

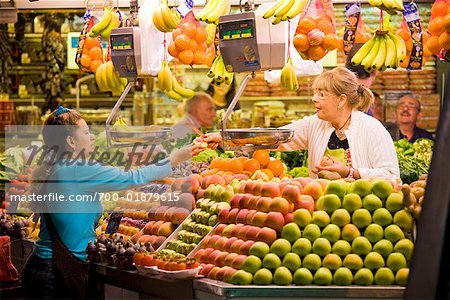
left=157, top=61, right=195, bottom=101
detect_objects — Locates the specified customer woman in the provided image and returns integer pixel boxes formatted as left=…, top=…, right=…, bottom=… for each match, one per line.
left=22, top=107, right=200, bottom=299
left=204, top=67, right=399, bottom=179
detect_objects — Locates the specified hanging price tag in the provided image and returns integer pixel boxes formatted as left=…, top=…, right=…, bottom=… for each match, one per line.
left=343, top=3, right=361, bottom=55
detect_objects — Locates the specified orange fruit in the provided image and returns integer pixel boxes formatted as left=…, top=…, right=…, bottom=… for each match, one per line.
left=443, top=14, right=450, bottom=32
left=188, top=39, right=199, bottom=51
left=261, top=169, right=274, bottom=180
left=168, top=42, right=179, bottom=58
left=428, top=17, right=445, bottom=36
left=431, top=1, right=449, bottom=17
left=317, top=20, right=334, bottom=34
left=439, top=31, right=450, bottom=50
left=197, top=41, right=207, bottom=51
left=267, top=160, right=284, bottom=177
left=322, top=33, right=339, bottom=50
left=399, top=56, right=410, bottom=69
left=238, top=157, right=248, bottom=165
left=307, top=45, right=326, bottom=61
left=296, top=17, right=317, bottom=35
left=244, top=158, right=260, bottom=174
left=80, top=54, right=91, bottom=68
left=405, top=38, right=413, bottom=52
left=85, top=36, right=99, bottom=49
left=396, top=28, right=411, bottom=41
left=194, top=25, right=208, bottom=43
left=178, top=49, right=194, bottom=65
left=181, top=22, right=197, bottom=38
left=90, top=60, right=102, bottom=72
left=293, top=34, right=310, bottom=52
left=423, top=44, right=432, bottom=57
left=174, top=34, right=191, bottom=51
left=172, top=28, right=182, bottom=40
left=226, top=158, right=244, bottom=174
left=193, top=50, right=207, bottom=65
left=426, top=35, right=442, bottom=54
left=336, top=36, right=344, bottom=52
left=89, top=47, right=103, bottom=60
left=355, top=32, right=372, bottom=43
left=252, top=150, right=270, bottom=168
left=210, top=157, right=224, bottom=169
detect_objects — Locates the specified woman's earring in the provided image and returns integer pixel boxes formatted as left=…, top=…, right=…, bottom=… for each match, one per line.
left=337, top=106, right=342, bottom=110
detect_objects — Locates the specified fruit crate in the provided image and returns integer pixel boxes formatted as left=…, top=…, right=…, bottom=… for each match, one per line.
left=156, top=209, right=218, bottom=257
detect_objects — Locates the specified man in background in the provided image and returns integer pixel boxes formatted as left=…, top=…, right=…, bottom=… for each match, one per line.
left=178, top=92, right=216, bottom=131
left=396, top=95, right=434, bottom=142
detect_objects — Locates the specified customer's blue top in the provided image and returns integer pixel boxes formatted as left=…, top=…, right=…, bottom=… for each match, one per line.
left=34, top=159, right=172, bottom=261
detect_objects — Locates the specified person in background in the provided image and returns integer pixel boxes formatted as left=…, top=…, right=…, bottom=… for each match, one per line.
left=346, top=43, right=378, bottom=117
left=177, top=92, right=216, bottom=131
left=203, top=67, right=399, bottom=179
left=396, top=94, right=434, bottom=142
left=371, top=92, right=384, bottom=122
left=206, top=80, right=239, bottom=110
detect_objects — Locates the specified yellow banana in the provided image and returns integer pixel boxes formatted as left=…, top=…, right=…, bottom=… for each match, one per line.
left=206, top=0, right=230, bottom=24
left=264, top=0, right=284, bottom=19
left=153, top=6, right=171, bottom=32
left=160, top=0, right=180, bottom=30
left=196, top=0, right=219, bottom=21
left=91, top=8, right=113, bottom=36
left=100, top=10, right=121, bottom=39
left=158, top=61, right=167, bottom=91
left=372, top=35, right=387, bottom=70
left=274, top=0, right=295, bottom=19
left=272, top=16, right=282, bottom=25
left=384, top=35, right=397, bottom=68
left=280, top=58, right=291, bottom=89
left=172, top=77, right=195, bottom=99
left=351, top=35, right=377, bottom=65
left=95, top=63, right=107, bottom=91
left=164, top=89, right=183, bottom=101
left=368, top=0, right=383, bottom=7
left=392, top=0, right=404, bottom=11
left=381, top=0, right=395, bottom=10
left=388, top=32, right=406, bottom=63
left=361, top=36, right=380, bottom=71
left=104, top=61, right=117, bottom=91
left=206, top=24, right=217, bottom=46
left=286, top=0, right=308, bottom=19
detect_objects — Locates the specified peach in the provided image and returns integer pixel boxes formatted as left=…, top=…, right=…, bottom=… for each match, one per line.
left=230, top=194, right=243, bottom=209
left=131, top=231, right=143, bottom=244
left=236, top=209, right=249, bottom=224
left=214, top=251, right=229, bottom=267
left=154, top=206, right=169, bottom=221
left=315, top=179, right=330, bottom=192
left=147, top=206, right=158, bottom=221
left=199, top=263, right=216, bottom=276
left=207, top=266, right=221, bottom=279
left=261, top=182, right=281, bottom=198
left=284, top=213, right=294, bottom=224
left=239, top=240, right=256, bottom=255
left=256, top=227, right=277, bottom=245
left=237, top=182, right=247, bottom=194
left=202, top=174, right=226, bottom=188
left=196, top=189, right=205, bottom=200
left=171, top=207, right=190, bottom=225
left=231, top=254, right=248, bottom=269
left=224, top=253, right=239, bottom=267
left=200, top=248, right=215, bottom=263
left=294, top=196, right=315, bottom=215
left=302, top=181, right=323, bottom=200
left=194, top=249, right=205, bottom=260
left=153, top=236, right=166, bottom=249
left=231, top=239, right=246, bottom=253
left=244, top=181, right=256, bottom=194
left=230, top=224, right=245, bottom=237
left=240, top=194, right=253, bottom=209
left=245, top=210, right=258, bottom=225
left=227, top=208, right=240, bottom=223
left=222, top=224, right=236, bottom=238
left=256, top=197, right=272, bottom=212
left=295, top=177, right=313, bottom=189
left=218, top=208, right=230, bottom=224
left=138, top=234, right=153, bottom=244
left=248, top=196, right=261, bottom=210
left=214, top=224, right=227, bottom=236
left=157, top=222, right=174, bottom=237
left=251, top=212, right=268, bottom=228
left=237, top=226, right=252, bottom=240
left=223, top=237, right=239, bottom=252
left=245, top=226, right=261, bottom=241
left=232, top=174, right=249, bottom=181
left=150, top=221, right=164, bottom=235
left=215, top=237, right=229, bottom=250
left=281, top=184, right=302, bottom=204
left=223, top=267, right=238, bottom=283
left=201, top=236, right=211, bottom=248
left=216, top=266, right=232, bottom=281
left=252, top=182, right=264, bottom=196
left=208, top=250, right=223, bottom=264
left=143, top=221, right=155, bottom=234
left=223, top=174, right=234, bottom=185
left=207, top=235, right=221, bottom=248
left=265, top=212, right=286, bottom=231
left=163, top=207, right=177, bottom=222
left=269, top=197, right=290, bottom=215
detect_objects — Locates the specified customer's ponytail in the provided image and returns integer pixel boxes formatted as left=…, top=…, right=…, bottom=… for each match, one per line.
left=357, top=85, right=374, bottom=113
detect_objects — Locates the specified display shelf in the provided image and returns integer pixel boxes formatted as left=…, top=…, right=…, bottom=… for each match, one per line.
left=194, top=278, right=406, bottom=300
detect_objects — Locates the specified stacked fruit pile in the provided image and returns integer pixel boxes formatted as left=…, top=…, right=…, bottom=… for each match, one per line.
left=425, top=0, right=450, bottom=56
left=79, top=36, right=104, bottom=73
left=134, top=249, right=200, bottom=270
left=194, top=177, right=415, bottom=286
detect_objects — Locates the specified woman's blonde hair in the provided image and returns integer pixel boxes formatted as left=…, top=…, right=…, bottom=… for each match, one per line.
left=312, top=67, right=374, bottom=112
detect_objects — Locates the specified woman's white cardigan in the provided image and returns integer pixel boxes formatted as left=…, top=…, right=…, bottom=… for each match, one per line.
left=280, top=110, right=400, bottom=179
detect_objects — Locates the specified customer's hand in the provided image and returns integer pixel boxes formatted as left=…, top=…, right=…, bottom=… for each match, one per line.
left=169, top=144, right=204, bottom=166
left=312, top=155, right=350, bottom=178
left=201, top=132, right=223, bottom=150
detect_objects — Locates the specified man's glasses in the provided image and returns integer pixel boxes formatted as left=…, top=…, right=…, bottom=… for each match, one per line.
left=397, top=103, right=419, bottom=111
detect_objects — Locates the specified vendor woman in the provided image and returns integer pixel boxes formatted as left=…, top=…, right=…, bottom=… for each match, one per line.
left=204, top=67, right=399, bottom=179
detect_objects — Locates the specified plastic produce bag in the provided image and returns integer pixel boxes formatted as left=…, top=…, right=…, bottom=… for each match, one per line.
left=139, top=0, right=167, bottom=76
left=425, top=0, right=450, bottom=60
left=293, top=0, right=338, bottom=61
left=168, top=11, right=212, bottom=66
left=396, top=3, right=429, bottom=69
left=75, top=9, right=104, bottom=73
